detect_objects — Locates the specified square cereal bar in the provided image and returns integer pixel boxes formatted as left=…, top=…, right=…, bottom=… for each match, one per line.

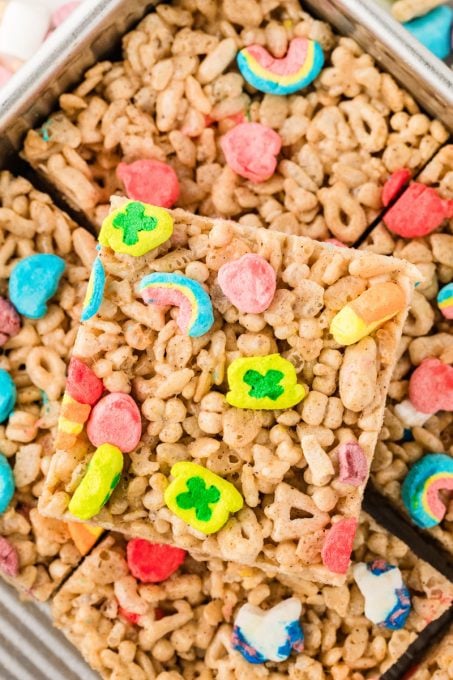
left=21, top=1, right=448, bottom=242
left=0, top=171, right=102, bottom=600
left=51, top=514, right=453, bottom=680
left=363, top=147, right=453, bottom=555
left=410, top=626, right=453, bottom=679
left=39, top=202, right=419, bottom=584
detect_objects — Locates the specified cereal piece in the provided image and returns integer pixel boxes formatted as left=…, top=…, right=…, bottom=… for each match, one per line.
left=339, top=338, right=377, bottom=412
left=0, top=536, right=19, bottom=578
left=68, top=444, right=123, bottom=520
left=237, top=38, right=324, bottom=95
left=139, top=272, right=214, bottom=338
left=220, top=122, right=281, bottom=183
left=67, top=522, right=103, bottom=556
left=0, top=297, right=20, bottom=346
left=394, top=399, right=432, bottom=427
left=8, top=254, right=65, bottom=319
left=126, top=538, right=186, bottom=583
left=100, top=201, right=174, bottom=257
left=0, top=453, right=15, bottom=513
left=321, top=518, right=357, bottom=574
left=58, top=393, right=91, bottom=444
left=81, top=255, right=105, bottom=322
left=402, top=453, right=453, bottom=528
left=382, top=168, right=412, bottom=206
left=0, top=369, right=16, bottom=423
left=383, top=182, right=453, bottom=238
left=232, top=597, right=304, bottom=664
left=117, top=160, right=180, bottom=208
left=301, top=435, right=334, bottom=486
left=217, top=254, right=276, bottom=313
left=403, top=6, right=453, bottom=60
left=164, top=461, right=243, bottom=534
left=226, top=354, right=306, bottom=410
left=437, top=282, right=453, bottom=319
left=408, top=358, right=453, bottom=415
left=87, top=393, right=142, bottom=453
left=67, top=357, right=104, bottom=406
left=338, top=441, right=368, bottom=486
left=353, top=560, right=411, bottom=630
left=330, top=282, right=406, bottom=346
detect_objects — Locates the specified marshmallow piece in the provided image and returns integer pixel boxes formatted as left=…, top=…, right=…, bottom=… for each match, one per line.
left=301, top=435, right=334, bottom=486
left=353, top=561, right=411, bottom=629
left=232, top=597, right=304, bottom=663
left=394, top=399, right=432, bottom=428
left=0, top=1, right=51, bottom=61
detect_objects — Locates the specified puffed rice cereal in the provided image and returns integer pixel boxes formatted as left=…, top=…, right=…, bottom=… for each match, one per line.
left=0, top=170, right=98, bottom=600
left=364, top=146, right=453, bottom=556
left=21, top=0, right=448, bottom=245
left=39, top=204, right=419, bottom=585
left=51, top=513, right=453, bottom=679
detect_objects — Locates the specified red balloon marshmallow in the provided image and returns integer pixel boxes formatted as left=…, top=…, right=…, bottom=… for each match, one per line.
left=0, top=297, right=20, bottom=346
left=409, top=358, right=453, bottom=415
left=117, top=159, right=180, bottom=208
left=126, top=538, right=186, bottom=583
left=217, top=254, right=276, bottom=314
left=66, top=357, right=104, bottom=406
left=221, top=122, right=282, bottom=183
left=382, top=169, right=453, bottom=238
left=87, top=392, right=142, bottom=453
left=321, top=518, right=357, bottom=574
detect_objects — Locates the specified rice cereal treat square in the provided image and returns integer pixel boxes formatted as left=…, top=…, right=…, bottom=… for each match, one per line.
left=0, top=170, right=103, bottom=600
left=21, top=0, right=448, bottom=242
left=363, top=148, right=453, bottom=554
left=51, top=514, right=453, bottom=680
left=39, top=201, right=419, bottom=584
left=410, top=626, right=453, bottom=679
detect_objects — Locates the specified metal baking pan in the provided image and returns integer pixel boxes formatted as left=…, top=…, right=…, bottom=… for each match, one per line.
left=0, top=0, right=452, bottom=170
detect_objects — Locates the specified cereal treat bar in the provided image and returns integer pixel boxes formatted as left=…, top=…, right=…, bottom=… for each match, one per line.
left=410, top=625, right=453, bottom=679
left=21, top=0, right=448, bottom=243
left=364, top=148, right=453, bottom=555
left=0, top=170, right=103, bottom=600
left=52, top=514, right=453, bottom=680
left=40, top=202, right=419, bottom=584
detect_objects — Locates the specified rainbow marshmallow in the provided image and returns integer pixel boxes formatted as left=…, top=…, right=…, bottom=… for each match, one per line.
left=402, top=453, right=453, bottom=529
left=437, top=282, right=453, bottom=319
left=67, top=522, right=103, bottom=556
left=330, top=282, right=406, bottom=346
left=139, top=273, right=214, bottom=338
left=81, top=255, right=105, bottom=322
left=237, top=37, right=324, bottom=96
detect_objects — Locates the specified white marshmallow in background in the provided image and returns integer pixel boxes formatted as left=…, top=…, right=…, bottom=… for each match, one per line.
left=0, top=0, right=51, bottom=62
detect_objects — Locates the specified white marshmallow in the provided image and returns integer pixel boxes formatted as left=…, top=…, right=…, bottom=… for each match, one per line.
left=353, top=562, right=403, bottom=625
left=234, top=598, right=302, bottom=662
left=394, top=399, right=432, bottom=427
left=0, top=1, right=51, bottom=61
